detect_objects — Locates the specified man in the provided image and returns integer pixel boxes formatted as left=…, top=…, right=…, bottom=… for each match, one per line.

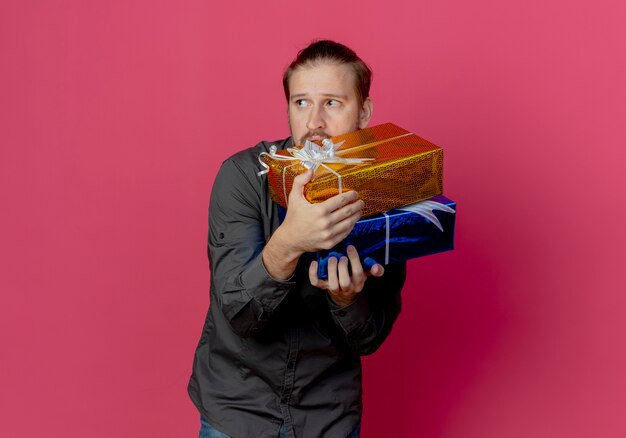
left=189, top=40, right=406, bottom=438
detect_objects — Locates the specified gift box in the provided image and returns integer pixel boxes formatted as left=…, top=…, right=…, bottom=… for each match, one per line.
left=259, top=123, right=444, bottom=218
left=312, top=195, right=456, bottom=279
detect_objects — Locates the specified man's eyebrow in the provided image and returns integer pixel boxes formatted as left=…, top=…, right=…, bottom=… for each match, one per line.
left=321, top=93, right=348, bottom=99
left=290, top=93, right=349, bottom=100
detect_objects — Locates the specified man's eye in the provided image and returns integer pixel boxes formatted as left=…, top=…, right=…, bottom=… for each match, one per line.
left=327, top=99, right=340, bottom=107
left=295, top=99, right=308, bottom=108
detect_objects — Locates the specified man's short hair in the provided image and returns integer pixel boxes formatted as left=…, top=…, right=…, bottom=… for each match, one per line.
left=282, top=40, right=372, bottom=106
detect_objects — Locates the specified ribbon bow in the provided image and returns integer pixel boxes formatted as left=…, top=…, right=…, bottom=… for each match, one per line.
left=397, top=200, right=456, bottom=232
left=381, top=200, right=456, bottom=264
left=257, top=138, right=374, bottom=177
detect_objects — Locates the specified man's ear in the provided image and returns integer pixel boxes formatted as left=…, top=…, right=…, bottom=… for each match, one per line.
left=359, top=97, right=373, bottom=129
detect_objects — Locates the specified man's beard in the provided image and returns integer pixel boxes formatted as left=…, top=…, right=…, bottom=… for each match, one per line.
left=298, top=129, right=330, bottom=146
left=291, top=117, right=361, bottom=147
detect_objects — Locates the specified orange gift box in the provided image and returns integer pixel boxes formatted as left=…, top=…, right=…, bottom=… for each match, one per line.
left=259, top=123, right=444, bottom=218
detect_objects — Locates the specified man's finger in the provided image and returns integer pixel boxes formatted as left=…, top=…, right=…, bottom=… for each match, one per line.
left=309, top=260, right=320, bottom=287
left=320, top=191, right=360, bottom=214
left=346, top=245, right=364, bottom=278
left=327, top=199, right=364, bottom=224
left=323, top=210, right=362, bottom=246
left=309, top=261, right=330, bottom=289
left=327, top=256, right=339, bottom=293
left=368, top=264, right=385, bottom=277
left=337, top=256, right=351, bottom=290
left=290, top=170, right=314, bottom=199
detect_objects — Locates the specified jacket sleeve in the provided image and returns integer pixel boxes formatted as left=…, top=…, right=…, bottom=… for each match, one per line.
left=328, top=262, right=406, bottom=356
left=208, top=158, right=296, bottom=338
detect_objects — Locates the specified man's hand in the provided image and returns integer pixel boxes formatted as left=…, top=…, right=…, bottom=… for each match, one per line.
left=282, top=169, right=365, bottom=253
left=309, top=245, right=385, bottom=307
left=262, top=170, right=364, bottom=280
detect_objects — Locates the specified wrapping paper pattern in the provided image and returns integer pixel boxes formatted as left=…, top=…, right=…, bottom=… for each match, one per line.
left=312, top=195, right=456, bottom=279
left=262, top=123, right=444, bottom=218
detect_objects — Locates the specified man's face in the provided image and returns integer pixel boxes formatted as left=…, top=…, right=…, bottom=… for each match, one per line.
left=287, top=62, right=372, bottom=146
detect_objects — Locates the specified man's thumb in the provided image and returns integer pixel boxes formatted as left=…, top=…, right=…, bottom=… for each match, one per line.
left=290, top=169, right=313, bottom=198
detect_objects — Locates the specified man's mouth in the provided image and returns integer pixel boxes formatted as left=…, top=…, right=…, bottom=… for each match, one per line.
left=302, top=132, right=330, bottom=144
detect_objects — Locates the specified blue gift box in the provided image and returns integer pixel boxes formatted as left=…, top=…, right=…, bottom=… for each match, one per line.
left=305, top=195, right=456, bottom=279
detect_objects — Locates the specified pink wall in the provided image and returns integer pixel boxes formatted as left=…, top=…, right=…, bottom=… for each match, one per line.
left=1, top=0, right=625, bottom=437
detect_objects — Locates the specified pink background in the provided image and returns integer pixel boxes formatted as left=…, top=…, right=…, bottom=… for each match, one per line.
left=1, top=0, right=625, bottom=437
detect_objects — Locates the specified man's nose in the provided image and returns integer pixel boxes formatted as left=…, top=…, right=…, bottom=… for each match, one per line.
left=306, top=105, right=326, bottom=130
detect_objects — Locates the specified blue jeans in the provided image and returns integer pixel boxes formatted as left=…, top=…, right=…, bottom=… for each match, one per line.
left=200, top=417, right=360, bottom=438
